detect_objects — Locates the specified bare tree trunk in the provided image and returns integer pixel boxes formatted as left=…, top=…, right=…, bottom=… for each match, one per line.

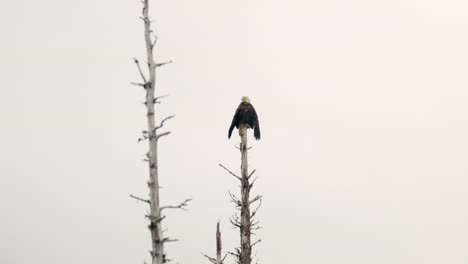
left=216, top=222, right=222, bottom=264
left=220, top=127, right=262, bottom=264
left=130, top=1, right=184, bottom=264
left=142, top=1, right=163, bottom=263
left=203, top=222, right=227, bottom=264
left=239, top=127, right=252, bottom=264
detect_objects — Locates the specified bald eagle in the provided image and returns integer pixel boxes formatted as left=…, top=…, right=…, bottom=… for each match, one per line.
left=228, top=96, right=261, bottom=140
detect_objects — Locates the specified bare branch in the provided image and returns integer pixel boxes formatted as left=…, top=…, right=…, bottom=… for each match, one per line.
left=160, top=198, right=192, bottom=212
left=250, top=218, right=260, bottom=227
left=250, top=199, right=262, bottom=219
left=219, top=164, right=241, bottom=181
left=156, top=60, right=173, bottom=67
left=230, top=215, right=241, bottom=228
left=235, top=146, right=252, bottom=151
left=228, top=248, right=241, bottom=264
left=133, top=58, right=147, bottom=83
left=251, top=239, right=261, bottom=248
left=150, top=32, right=158, bottom=47
left=201, top=253, right=217, bottom=264
left=153, top=94, right=169, bottom=104
left=138, top=137, right=148, bottom=143
left=147, top=214, right=166, bottom=223
left=130, top=194, right=150, bottom=204
left=221, top=254, right=228, bottom=263
left=229, top=192, right=241, bottom=207
left=155, top=94, right=169, bottom=100
left=156, top=131, right=171, bottom=140
left=131, top=82, right=145, bottom=87
left=155, top=115, right=175, bottom=131
left=229, top=248, right=241, bottom=257
left=138, top=132, right=150, bottom=143
left=249, top=195, right=262, bottom=205
left=248, top=169, right=256, bottom=179
left=201, top=252, right=228, bottom=264
left=249, top=175, right=259, bottom=189
left=161, top=237, right=178, bottom=243
left=251, top=226, right=262, bottom=233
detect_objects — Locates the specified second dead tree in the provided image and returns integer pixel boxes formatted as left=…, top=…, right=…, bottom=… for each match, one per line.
left=129, top=1, right=190, bottom=264
left=202, top=222, right=228, bottom=264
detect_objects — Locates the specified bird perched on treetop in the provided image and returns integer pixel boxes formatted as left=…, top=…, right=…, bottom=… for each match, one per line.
left=228, top=96, right=261, bottom=140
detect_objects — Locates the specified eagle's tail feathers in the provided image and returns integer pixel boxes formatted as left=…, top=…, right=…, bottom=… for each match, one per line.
left=228, top=124, right=235, bottom=139
left=254, top=124, right=261, bottom=140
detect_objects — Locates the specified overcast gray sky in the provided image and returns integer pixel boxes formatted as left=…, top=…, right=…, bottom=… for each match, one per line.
left=1, top=0, right=468, bottom=263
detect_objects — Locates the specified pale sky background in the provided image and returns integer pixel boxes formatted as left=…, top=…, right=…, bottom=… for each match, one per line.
left=1, top=0, right=468, bottom=263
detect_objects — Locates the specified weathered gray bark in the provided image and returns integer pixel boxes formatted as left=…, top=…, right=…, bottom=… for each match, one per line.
left=239, top=127, right=252, bottom=264
left=216, top=222, right=222, bottom=264
left=220, top=127, right=262, bottom=264
left=130, top=1, right=183, bottom=264
left=202, top=222, right=227, bottom=264
left=142, top=2, right=164, bottom=263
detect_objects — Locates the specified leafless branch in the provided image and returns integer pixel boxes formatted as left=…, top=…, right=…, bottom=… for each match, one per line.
left=138, top=136, right=148, bottom=143
left=229, top=192, right=241, bottom=207
left=249, top=175, right=260, bottom=189
left=131, top=82, right=145, bottom=87
left=130, top=194, right=150, bottom=204
left=221, top=254, right=228, bottom=263
left=156, top=60, right=173, bottom=67
left=160, top=198, right=192, bottom=212
left=153, top=94, right=169, bottom=104
left=138, top=132, right=150, bottom=143
left=156, top=131, right=171, bottom=140
left=146, top=214, right=166, bottom=223
left=248, top=169, right=256, bottom=179
left=219, top=164, right=241, bottom=181
left=250, top=218, right=260, bottom=227
left=202, top=253, right=228, bottom=264
left=229, top=248, right=241, bottom=257
left=250, top=199, right=262, bottom=219
left=251, top=227, right=262, bottom=233
left=151, top=33, right=158, bottom=48
left=249, top=195, right=262, bottom=205
left=251, top=239, right=261, bottom=248
left=230, top=215, right=241, bottom=228
left=201, top=252, right=217, bottom=264
left=155, top=94, right=169, bottom=100
left=162, top=237, right=178, bottom=243
left=155, top=115, right=175, bottom=131
left=228, top=248, right=241, bottom=264
left=133, top=58, right=147, bottom=83
left=235, top=146, right=252, bottom=151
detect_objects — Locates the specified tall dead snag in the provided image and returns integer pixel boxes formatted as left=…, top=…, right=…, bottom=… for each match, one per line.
left=220, top=127, right=262, bottom=264
left=130, top=1, right=188, bottom=264
left=202, top=222, right=228, bottom=264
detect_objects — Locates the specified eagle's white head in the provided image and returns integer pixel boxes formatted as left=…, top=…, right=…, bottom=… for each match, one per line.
left=241, top=96, right=251, bottom=103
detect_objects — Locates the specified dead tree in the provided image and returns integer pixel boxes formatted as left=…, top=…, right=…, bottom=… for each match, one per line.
left=220, top=127, right=262, bottom=264
left=130, top=1, right=189, bottom=264
left=202, top=222, right=228, bottom=264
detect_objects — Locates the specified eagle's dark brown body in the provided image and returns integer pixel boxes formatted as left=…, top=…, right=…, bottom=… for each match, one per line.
left=228, top=101, right=261, bottom=140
